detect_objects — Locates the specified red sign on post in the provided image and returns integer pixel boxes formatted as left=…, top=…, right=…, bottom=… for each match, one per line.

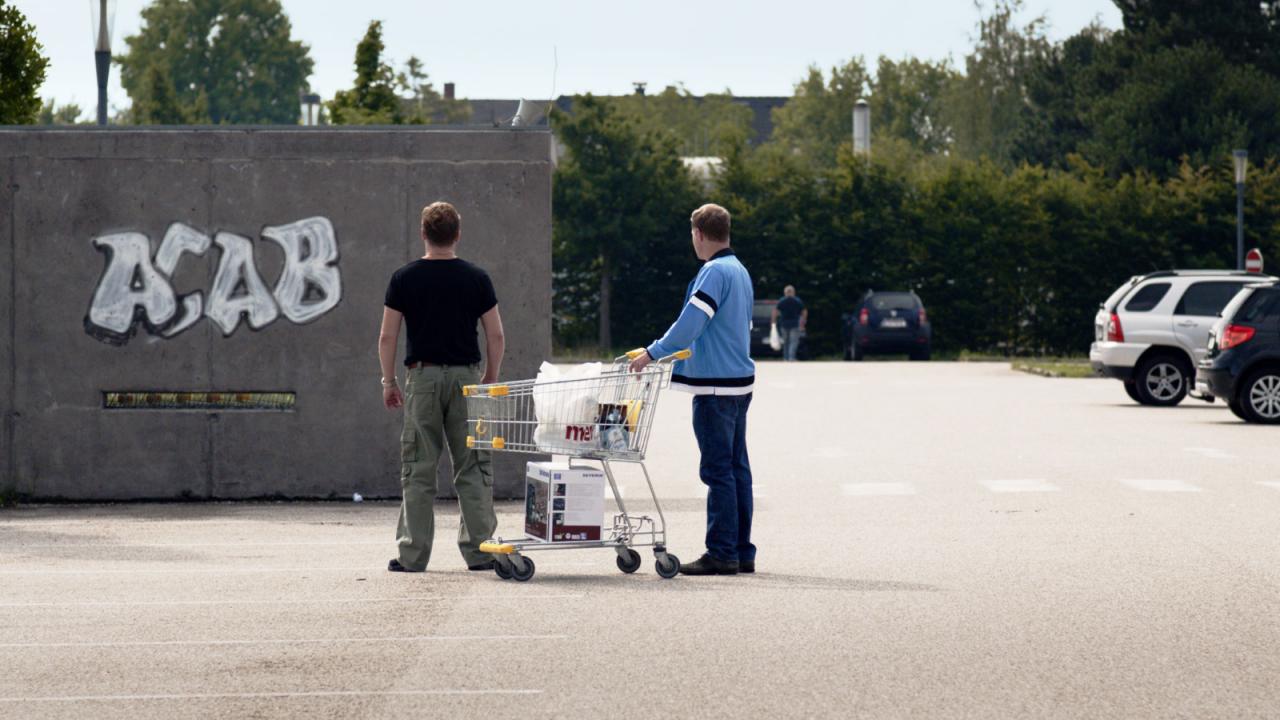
left=1246, top=248, right=1264, bottom=274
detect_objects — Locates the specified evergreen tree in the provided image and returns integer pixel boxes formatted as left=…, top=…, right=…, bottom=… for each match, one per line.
left=0, top=1, right=50, bottom=125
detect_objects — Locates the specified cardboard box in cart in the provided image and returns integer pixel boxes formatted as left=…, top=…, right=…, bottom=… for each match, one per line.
left=525, top=462, right=606, bottom=542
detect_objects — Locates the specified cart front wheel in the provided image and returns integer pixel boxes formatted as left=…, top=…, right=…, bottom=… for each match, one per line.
left=494, top=559, right=513, bottom=580
left=655, top=553, right=680, bottom=579
left=510, top=556, right=536, bottom=582
left=616, top=548, right=642, bottom=574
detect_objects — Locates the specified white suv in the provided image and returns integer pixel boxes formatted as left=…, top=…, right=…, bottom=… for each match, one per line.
left=1090, top=270, right=1276, bottom=406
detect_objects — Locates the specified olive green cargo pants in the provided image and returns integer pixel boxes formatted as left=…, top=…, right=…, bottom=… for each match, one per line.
left=396, top=364, right=496, bottom=571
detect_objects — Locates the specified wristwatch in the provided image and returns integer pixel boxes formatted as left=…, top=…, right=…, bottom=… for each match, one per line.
left=381, top=377, right=398, bottom=387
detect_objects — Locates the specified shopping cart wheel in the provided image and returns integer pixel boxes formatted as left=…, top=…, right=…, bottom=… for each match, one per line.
left=510, top=556, right=536, bottom=582
left=494, top=559, right=513, bottom=580
left=654, top=553, right=680, bottom=579
left=616, top=548, right=642, bottom=574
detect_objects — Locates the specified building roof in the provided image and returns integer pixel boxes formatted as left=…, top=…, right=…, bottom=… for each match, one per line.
left=428, top=94, right=787, bottom=143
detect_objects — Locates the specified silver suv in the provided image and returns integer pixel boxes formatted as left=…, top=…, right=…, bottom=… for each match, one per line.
left=1090, top=270, right=1276, bottom=406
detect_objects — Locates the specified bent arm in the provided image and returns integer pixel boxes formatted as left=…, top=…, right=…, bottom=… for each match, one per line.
left=480, top=305, right=505, bottom=384
left=647, top=301, right=712, bottom=360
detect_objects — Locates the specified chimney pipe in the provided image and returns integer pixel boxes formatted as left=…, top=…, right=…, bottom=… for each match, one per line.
left=444, top=83, right=455, bottom=101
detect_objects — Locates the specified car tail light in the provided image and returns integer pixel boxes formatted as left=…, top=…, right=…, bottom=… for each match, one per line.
left=1220, top=324, right=1256, bottom=351
left=859, top=308, right=869, bottom=326
left=1106, top=312, right=1124, bottom=342
left=918, top=308, right=927, bottom=324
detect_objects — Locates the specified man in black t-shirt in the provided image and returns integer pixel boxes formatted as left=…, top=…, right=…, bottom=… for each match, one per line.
left=377, top=201, right=505, bottom=573
left=771, top=285, right=807, bottom=361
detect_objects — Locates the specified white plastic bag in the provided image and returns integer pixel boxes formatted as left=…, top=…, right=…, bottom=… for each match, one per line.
left=769, top=323, right=783, bottom=351
left=532, top=361, right=603, bottom=452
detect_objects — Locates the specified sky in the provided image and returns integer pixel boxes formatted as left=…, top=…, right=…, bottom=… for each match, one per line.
left=18, top=0, right=1122, bottom=117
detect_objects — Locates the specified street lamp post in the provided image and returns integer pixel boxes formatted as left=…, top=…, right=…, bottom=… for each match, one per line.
left=1233, top=149, right=1248, bottom=270
left=91, top=0, right=117, bottom=126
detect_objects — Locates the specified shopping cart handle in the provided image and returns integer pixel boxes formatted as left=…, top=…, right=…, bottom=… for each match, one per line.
left=620, top=348, right=692, bottom=363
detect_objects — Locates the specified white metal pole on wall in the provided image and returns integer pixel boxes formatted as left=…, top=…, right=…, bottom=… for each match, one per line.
left=853, top=99, right=871, bottom=157
left=1234, top=149, right=1248, bottom=270
left=92, top=0, right=116, bottom=126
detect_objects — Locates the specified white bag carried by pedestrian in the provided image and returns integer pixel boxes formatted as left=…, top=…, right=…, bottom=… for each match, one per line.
left=532, top=361, right=603, bottom=452
left=769, top=323, right=783, bottom=352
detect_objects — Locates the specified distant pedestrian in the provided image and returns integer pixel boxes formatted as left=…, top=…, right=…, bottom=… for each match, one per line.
left=629, top=203, right=756, bottom=576
left=772, top=285, right=807, bottom=361
left=377, top=201, right=505, bottom=574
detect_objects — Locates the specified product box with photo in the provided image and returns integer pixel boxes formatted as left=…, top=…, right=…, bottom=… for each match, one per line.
left=524, top=462, right=606, bottom=542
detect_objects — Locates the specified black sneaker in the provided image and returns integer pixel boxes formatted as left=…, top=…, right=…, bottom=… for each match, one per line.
left=467, top=560, right=495, bottom=571
left=388, top=559, right=423, bottom=573
left=679, top=554, right=739, bottom=576
left=740, top=560, right=755, bottom=574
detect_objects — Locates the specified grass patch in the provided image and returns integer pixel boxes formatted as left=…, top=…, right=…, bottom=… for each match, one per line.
left=1012, top=358, right=1098, bottom=379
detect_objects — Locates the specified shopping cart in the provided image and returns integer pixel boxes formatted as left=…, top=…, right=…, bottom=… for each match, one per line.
left=464, top=349, right=690, bottom=581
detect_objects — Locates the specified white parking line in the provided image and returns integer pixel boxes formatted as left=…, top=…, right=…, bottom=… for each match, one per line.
left=840, top=483, right=916, bottom=497
left=981, top=480, right=1061, bottom=493
left=0, top=541, right=388, bottom=549
left=0, top=594, right=584, bottom=608
left=1119, top=479, right=1203, bottom=493
left=1185, top=447, right=1237, bottom=460
left=0, top=635, right=567, bottom=649
left=0, top=689, right=543, bottom=703
left=0, top=566, right=382, bottom=576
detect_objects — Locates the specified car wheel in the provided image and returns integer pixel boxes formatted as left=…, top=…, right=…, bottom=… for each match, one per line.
left=843, top=345, right=853, bottom=362
left=1227, top=397, right=1250, bottom=421
left=852, top=344, right=864, bottom=361
left=1123, top=380, right=1142, bottom=404
left=1238, top=369, right=1280, bottom=424
left=1134, top=354, right=1191, bottom=407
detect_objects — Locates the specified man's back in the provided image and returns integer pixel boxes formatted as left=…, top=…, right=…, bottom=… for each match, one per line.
left=776, top=295, right=804, bottom=329
left=384, top=258, right=496, bottom=366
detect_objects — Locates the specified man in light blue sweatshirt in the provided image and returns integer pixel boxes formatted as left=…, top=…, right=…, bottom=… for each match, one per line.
left=629, top=204, right=756, bottom=576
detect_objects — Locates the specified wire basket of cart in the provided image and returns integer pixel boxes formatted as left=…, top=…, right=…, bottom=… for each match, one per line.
left=465, top=349, right=690, bottom=581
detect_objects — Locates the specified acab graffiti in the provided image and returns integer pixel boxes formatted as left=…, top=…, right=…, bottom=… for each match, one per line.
left=85, top=217, right=341, bottom=345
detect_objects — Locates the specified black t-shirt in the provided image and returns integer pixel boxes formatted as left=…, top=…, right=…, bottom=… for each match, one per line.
left=776, top=295, right=805, bottom=329
left=384, top=258, right=498, bottom=366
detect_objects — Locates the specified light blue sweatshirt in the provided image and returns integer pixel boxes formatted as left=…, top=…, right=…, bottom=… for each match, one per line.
left=646, top=248, right=756, bottom=395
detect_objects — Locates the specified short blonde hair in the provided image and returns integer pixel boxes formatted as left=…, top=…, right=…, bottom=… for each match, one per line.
left=421, top=201, right=461, bottom=245
left=690, top=204, right=730, bottom=243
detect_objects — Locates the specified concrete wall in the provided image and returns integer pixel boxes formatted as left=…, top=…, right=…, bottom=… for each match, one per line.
left=0, top=128, right=551, bottom=500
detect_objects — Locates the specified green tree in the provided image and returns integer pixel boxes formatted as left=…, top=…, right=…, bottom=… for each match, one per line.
left=769, top=59, right=872, bottom=166
left=871, top=57, right=958, bottom=155
left=1083, top=42, right=1280, bottom=175
left=0, top=1, right=49, bottom=124
left=396, top=55, right=470, bottom=124
left=609, top=85, right=754, bottom=157
left=552, top=95, right=700, bottom=350
left=132, top=63, right=206, bottom=124
left=117, top=0, right=313, bottom=124
left=1115, top=0, right=1280, bottom=77
left=327, top=21, right=400, bottom=125
left=944, top=0, right=1051, bottom=164
left=38, top=99, right=85, bottom=125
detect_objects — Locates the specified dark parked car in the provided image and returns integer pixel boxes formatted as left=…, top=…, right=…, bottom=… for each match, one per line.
left=751, top=299, right=806, bottom=358
left=1197, top=281, right=1280, bottom=423
left=843, top=291, right=932, bottom=361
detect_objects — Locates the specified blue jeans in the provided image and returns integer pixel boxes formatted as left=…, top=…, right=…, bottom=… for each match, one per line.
left=781, top=326, right=802, bottom=361
left=692, top=393, right=755, bottom=564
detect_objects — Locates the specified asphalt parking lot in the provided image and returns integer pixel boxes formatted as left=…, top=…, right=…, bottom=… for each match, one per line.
left=3, top=362, right=1280, bottom=719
